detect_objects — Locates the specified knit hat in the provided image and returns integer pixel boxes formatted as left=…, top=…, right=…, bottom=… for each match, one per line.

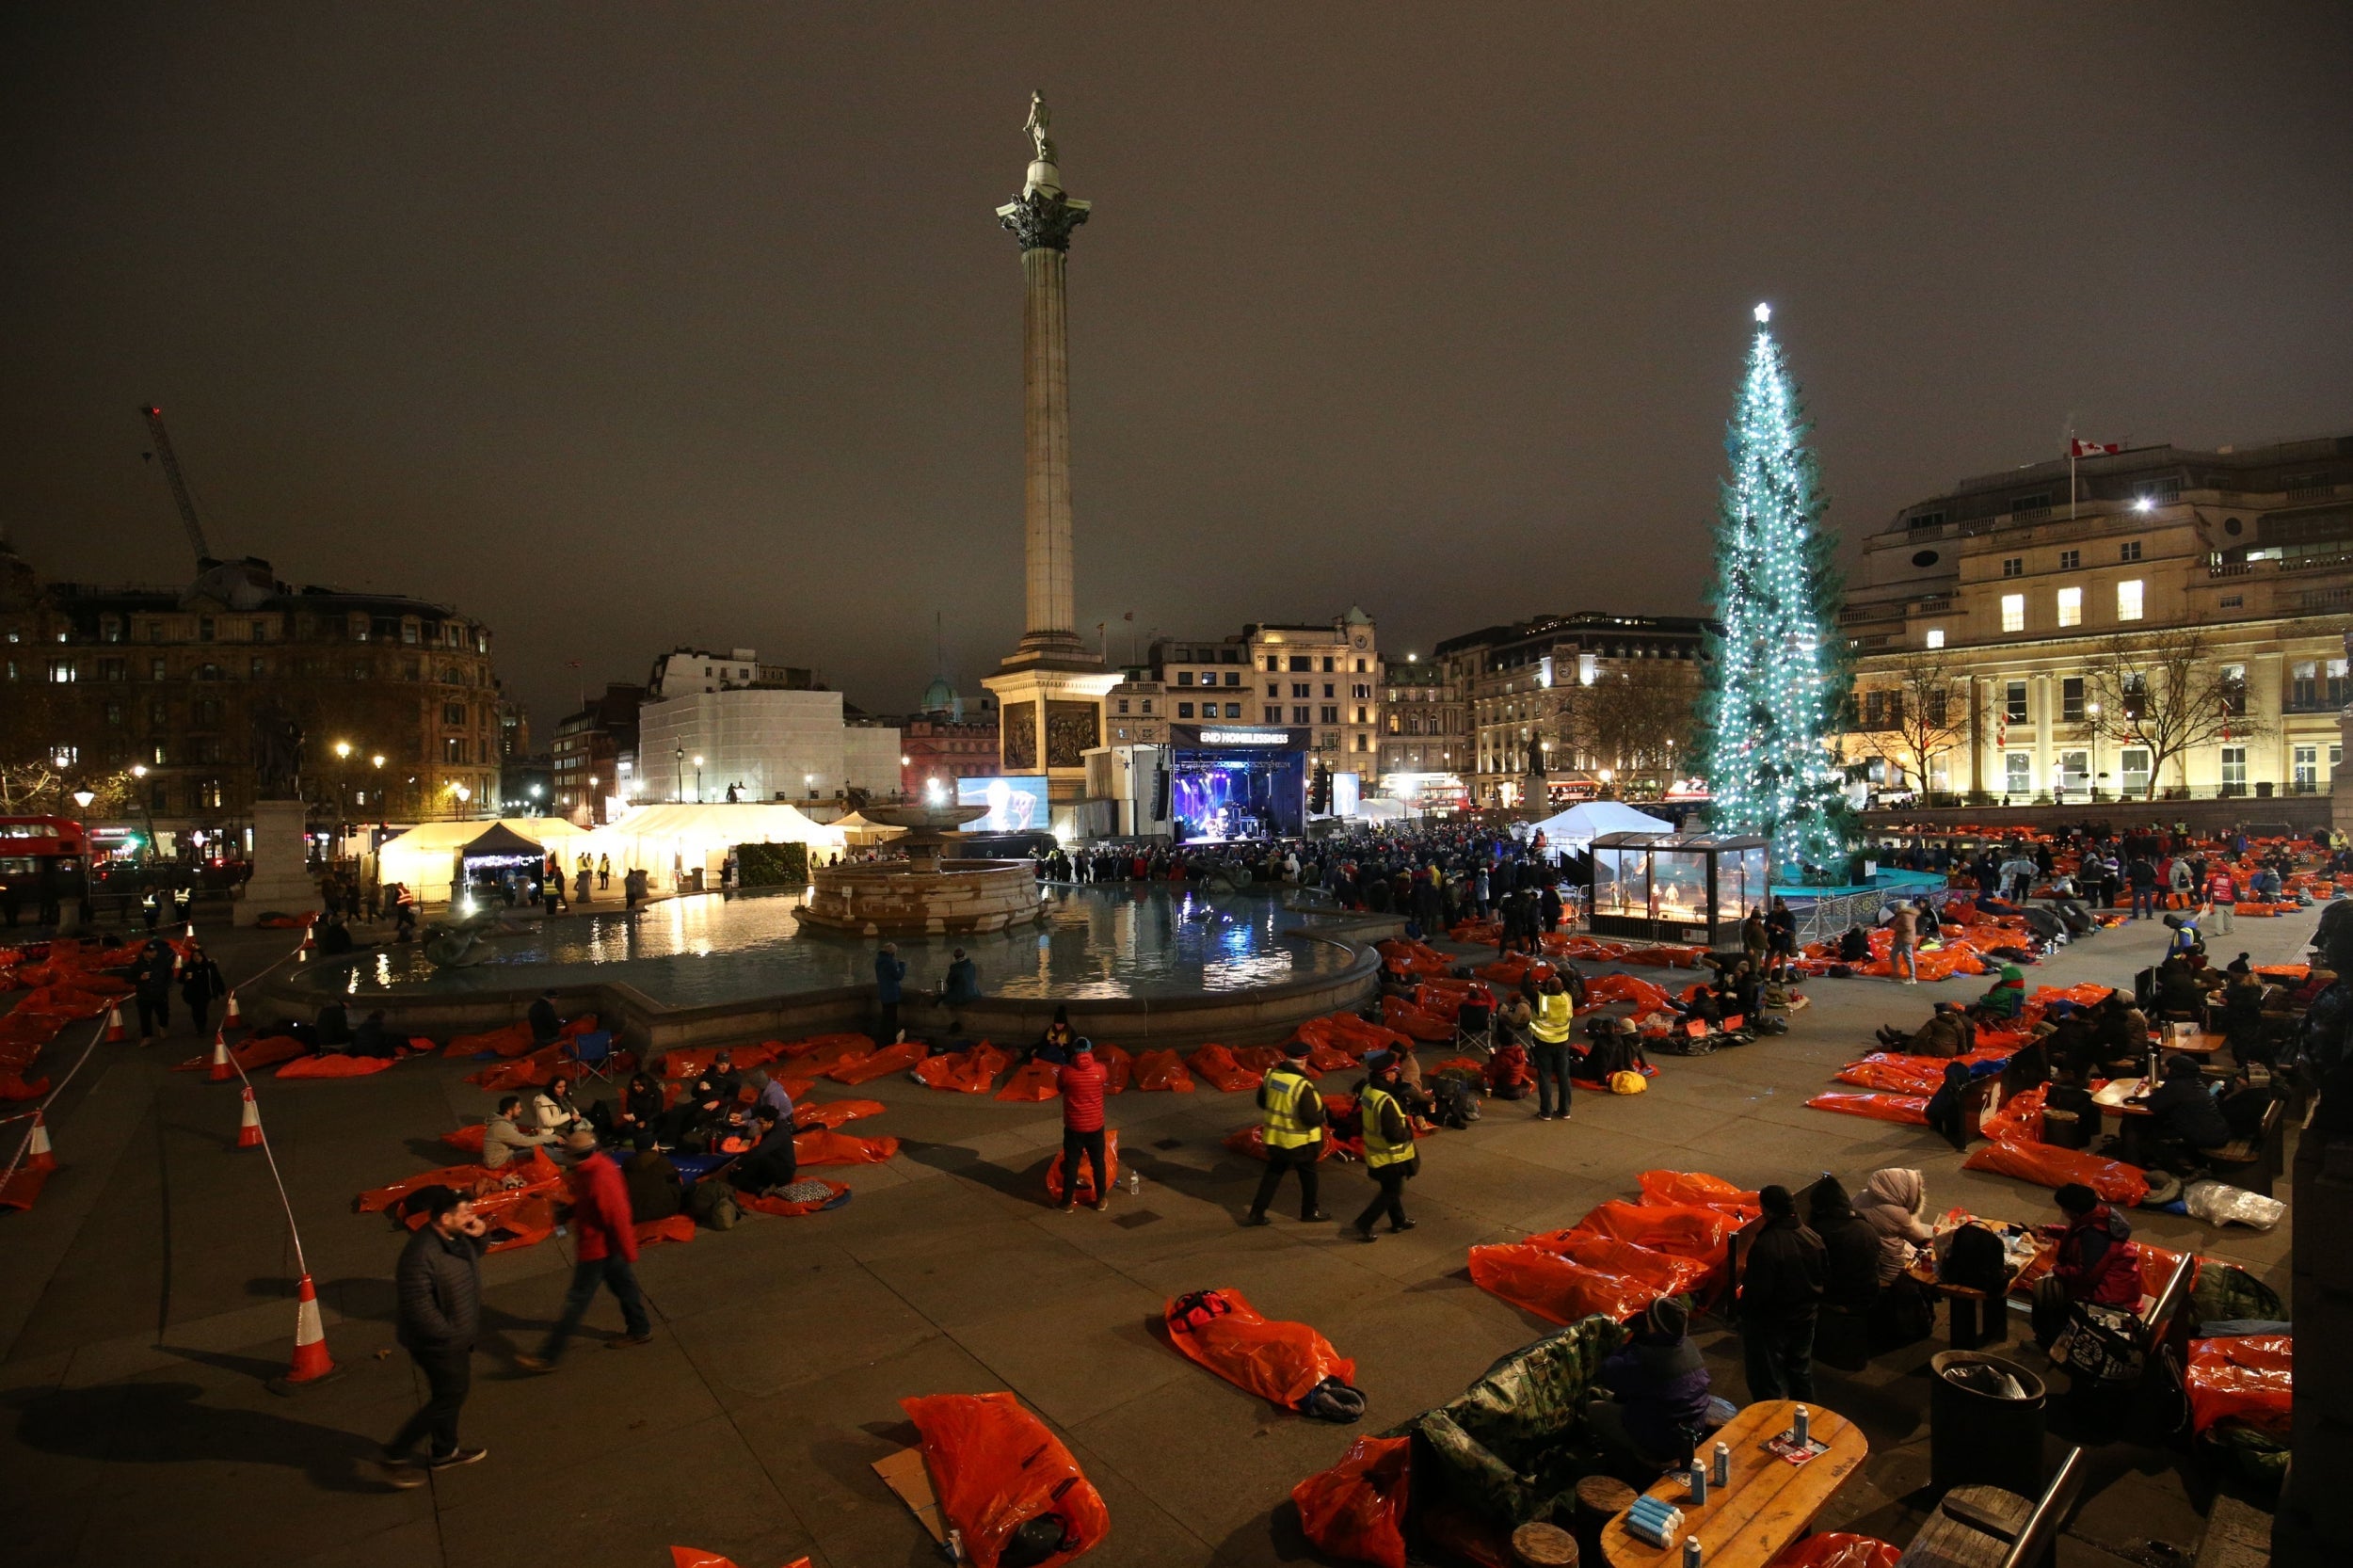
left=1645, top=1296, right=1689, bottom=1339
left=2055, top=1182, right=2099, bottom=1215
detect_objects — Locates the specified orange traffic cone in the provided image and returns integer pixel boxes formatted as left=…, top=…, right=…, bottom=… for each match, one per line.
left=235, top=1086, right=264, bottom=1149
left=105, top=1004, right=125, bottom=1043
left=24, top=1112, right=56, bottom=1174
left=279, top=1273, right=338, bottom=1387
left=207, top=1032, right=233, bottom=1083
left=225, top=991, right=243, bottom=1027
left=184, top=920, right=196, bottom=940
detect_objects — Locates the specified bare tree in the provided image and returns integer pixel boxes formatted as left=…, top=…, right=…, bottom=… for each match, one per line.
left=1849, top=651, right=1968, bottom=793
left=1563, top=662, right=1700, bottom=788
left=2081, top=631, right=2266, bottom=799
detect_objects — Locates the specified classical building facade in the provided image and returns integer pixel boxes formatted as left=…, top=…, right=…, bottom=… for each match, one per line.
left=1377, top=655, right=1467, bottom=803
left=1839, top=435, right=2353, bottom=804
left=1147, top=607, right=1384, bottom=769
left=0, top=547, right=505, bottom=850
left=900, top=677, right=1001, bottom=800
left=1449, top=613, right=1710, bottom=808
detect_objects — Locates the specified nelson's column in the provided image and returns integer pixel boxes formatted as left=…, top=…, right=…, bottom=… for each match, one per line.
left=982, top=92, right=1120, bottom=805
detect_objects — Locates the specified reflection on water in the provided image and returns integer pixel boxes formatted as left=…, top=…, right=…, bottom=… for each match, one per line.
left=337, top=885, right=1345, bottom=1006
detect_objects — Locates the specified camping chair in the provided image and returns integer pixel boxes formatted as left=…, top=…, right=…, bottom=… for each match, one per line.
left=565, top=1029, right=619, bottom=1084
left=1453, top=998, right=1496, bottom=1056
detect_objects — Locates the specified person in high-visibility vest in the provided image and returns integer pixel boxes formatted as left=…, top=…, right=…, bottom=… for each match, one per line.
left=1346, top=1051, right=1419, bottom=1242
left=1528, top=974, right=1576, bottom=1121
left=1242, top=1042, right=1328, bottom=1225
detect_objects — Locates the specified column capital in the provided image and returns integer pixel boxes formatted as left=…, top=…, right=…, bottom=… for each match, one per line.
left=996, top=189, right=1091, bottom=251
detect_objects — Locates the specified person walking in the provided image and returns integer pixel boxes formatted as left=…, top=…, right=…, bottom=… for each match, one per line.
left=1888, top=901, right=1918, bottom=984
left=132, top=937, right=174, bottom=1044
left=379, top=1189, right=491, bottom=1483
left=1736, top=1183, right=1826, bottom=1402
left=873, top=942, right=907, bottom=1044
left=1055, top=1039, right=1111, bottom=1213
left=2204, top=864, right=2237, bottom=935
left=180, top=942, right=226, bottom=1040
left=1241, top=1042, right=1328, bottom=1226
left=516, top=1129, right=653, bottom=1369
left=1528, top=974, right=1575, bottom=1122
left=1344, top=1050, right=1418, bottom=1241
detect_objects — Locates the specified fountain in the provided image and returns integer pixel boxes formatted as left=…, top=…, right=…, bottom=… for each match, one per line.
left=795, top=801, right=1047, bottom=936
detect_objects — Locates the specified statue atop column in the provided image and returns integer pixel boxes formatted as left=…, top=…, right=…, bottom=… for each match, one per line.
left=999, top=89, right=1089, bottom=250
left=1024, top=89, right=1056, bottom=167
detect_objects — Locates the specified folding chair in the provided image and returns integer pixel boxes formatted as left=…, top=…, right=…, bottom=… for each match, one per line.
left=1452, top=1000, right=1496, bottom=1057
left=565, top=1029, right=619, bottom=1084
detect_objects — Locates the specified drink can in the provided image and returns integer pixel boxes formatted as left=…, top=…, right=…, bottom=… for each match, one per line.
left=1792, top=1404, right=1811, bottom=1445
left=1686, top=1461, right=1707, bottom=1505
left=1683, top=1536, right=1703, bottom=1568
left=1712, top=1441, right=1730, bottom=1487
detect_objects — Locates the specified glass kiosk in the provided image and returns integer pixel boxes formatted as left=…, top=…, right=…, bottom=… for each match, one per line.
left=1586, top=831, right=1769, bottom=946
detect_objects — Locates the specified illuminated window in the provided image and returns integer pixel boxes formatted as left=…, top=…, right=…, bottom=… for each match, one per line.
left=2001, top=594, right=2025, bottom=632
left=2056, top=586, right=2082, bottom=627
left=2117, top=580, right=2145, bottom=621
left=1924, top=628, right=1945, bottom=649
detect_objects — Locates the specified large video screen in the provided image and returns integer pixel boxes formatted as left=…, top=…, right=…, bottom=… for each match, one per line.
left=957, top=776, right=1050, bottom=835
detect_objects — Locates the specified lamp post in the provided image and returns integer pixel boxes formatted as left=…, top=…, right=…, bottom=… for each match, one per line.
left=2086, top=702, right=2102, bottom=802
left=693, top=754, right=704, bottom=804
left=331, top=741, right=354, bottom=863
left=674, top=745, right=684, bottom=803
left=130, top=763, right=157, bottom=865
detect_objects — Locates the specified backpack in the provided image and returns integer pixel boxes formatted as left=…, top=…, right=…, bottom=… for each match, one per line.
left=1609, top=1070, right=1648, bottom=1096
left=1430, top=1077, right=1481, bottom=1129
left=1168, top=1289, right=1234, bottom=1335
left=1298, top=1374, right=1368, bottom=1423
left=688, top=1180, right=740, bottom=1231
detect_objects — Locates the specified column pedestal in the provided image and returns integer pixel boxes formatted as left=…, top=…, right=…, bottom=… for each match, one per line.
left=237, top=798, right=320, bottom=926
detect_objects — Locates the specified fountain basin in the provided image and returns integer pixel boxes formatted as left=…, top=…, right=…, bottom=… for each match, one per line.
left=798, top=856, right=1046, bottom=936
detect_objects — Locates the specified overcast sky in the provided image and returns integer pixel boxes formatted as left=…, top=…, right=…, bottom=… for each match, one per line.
left=5, top=4, right=2349, bottom=735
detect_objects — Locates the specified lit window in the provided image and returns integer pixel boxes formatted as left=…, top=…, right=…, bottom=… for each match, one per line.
left=2056, top=586, right=2082, bottom=627
left=2117, top=580, right=2144, bottom=621
left=2000, top=594, right=2025, bottom=632
left=1924, top=628, right=1945, bottom=649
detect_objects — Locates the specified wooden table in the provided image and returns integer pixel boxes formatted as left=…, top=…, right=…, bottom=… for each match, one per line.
left=1601, top=1399, right=1868, bottom=1568
left=2091, top=1078, right=2154, bottom=1116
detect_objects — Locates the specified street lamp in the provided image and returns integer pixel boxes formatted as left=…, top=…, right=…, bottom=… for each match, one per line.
left=130, top=762, right=156, bottom=864
left=675, top=745, right=685, bottom=803
left=692, top=755, right=704, bottom=804
left=72, top=788, right=94, bottom=809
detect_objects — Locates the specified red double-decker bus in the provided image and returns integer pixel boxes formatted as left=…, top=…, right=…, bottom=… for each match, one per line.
left=0, top=815, right=89, bottom=922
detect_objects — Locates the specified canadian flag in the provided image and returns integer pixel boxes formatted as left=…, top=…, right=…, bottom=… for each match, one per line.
left=2070, top=438, right=2121, bottom=458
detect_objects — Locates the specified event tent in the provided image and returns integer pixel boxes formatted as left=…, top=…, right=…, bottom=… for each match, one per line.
left=375, top=817, right=590, bottom=904
left=580, top=802, right=850, bottom=893
left=1529, top=800, right=1675, bottom=853
left=828, top=810, right=910, bottom=846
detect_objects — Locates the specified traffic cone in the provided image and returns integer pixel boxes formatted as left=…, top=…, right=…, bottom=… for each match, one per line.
left=104, top=1004, right=125, bottom=1043
left=184, top=920, right=196, bottom=940
left=278, top=1273, right=339, bottom=1387
left=24, top=1112, right=56, bottom=1175
left=235, top=1086, right=264, bottom=1149
left=207, top=1032, right=233, bottom=1083
left=225, top=991, right=243, bottom=1027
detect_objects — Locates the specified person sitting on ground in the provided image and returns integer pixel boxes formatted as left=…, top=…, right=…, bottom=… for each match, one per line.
left=702, top=1049, right=743, bottom=1108
left=749, top=1068, right=794, bottom=1125
left=728, top=1104, right=799, bottom=1194
left=2034, top=1181, right=2141, bottom=1347
left=1484, top=1034, right=1534, bottom=1100
left=1972, top=963, right=2027, bottom=1023
left=1586, top=1295, right=1714, bottom=1479
left=526, top=990, right=564, bottom=1046
left=2143, top=1052, right=2231, bottom=1172
left=620, top=1132, right=683, bottom=1222
left=1719, top=959, right=1762, bottom=1022
left=937, top=947, right=982, bottom=1007
left=1585, top=1016, right=1650, bottom=1083
left=1879, top=1003, right=1969, bottom=1058
left=350, top=1009, right=399, bottom=1059
left=1032, top=1005, right=1079, bottom=1065
left=529, top=1074, right=583, bottom=1141
left=483, top=1094, right=559, bottom=1169
left=591, top=1071, right=665, bottom=1141
left=1837, top=924, right=1872, bottom=964
left=652, top=1075, right=730, bottom=1153
left=312, top=998, right=352, bottom=1053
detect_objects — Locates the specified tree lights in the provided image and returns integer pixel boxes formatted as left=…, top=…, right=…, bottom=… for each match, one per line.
left=1696, top=305, right=1851, bottom=878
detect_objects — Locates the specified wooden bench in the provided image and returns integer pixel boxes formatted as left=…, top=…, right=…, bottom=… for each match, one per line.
left=1894, top=1447, right=2085, bottom=1568
left=2204, top=1096, right=2288, bottom=1197
left=1933, top=1282, right=2006, bottom=1351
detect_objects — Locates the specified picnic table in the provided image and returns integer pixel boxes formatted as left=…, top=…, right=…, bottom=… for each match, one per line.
left=2091, top=1076, right=2158, bottom=1162
left=1602, top=1399, right=1867, bottom=1568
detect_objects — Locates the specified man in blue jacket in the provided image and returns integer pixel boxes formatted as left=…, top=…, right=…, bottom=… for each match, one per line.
left=1588, top=1296, right=1714, bottom=1477
left=874, top=942, right=907, bottom=1043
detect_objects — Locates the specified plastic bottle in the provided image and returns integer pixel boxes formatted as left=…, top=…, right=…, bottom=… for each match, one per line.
left=1125, top=1169, right=1141, bottom=1195
left=1712, top=1441, right=1731, bottom=1487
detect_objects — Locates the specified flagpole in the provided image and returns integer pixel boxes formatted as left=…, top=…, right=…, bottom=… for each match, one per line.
left=2068, top=429, right=2077, bottom=520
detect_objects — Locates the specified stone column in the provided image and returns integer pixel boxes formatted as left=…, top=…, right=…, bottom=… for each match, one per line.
left=996, top=114, right=1093, bottom=665
left=237, top=798, right=319, bottom=926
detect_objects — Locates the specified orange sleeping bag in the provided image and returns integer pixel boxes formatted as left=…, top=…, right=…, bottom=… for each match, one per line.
left=1163, top=1287, right=1355, bottom=1408
left=900, top=1393, right=1110, bottom=1568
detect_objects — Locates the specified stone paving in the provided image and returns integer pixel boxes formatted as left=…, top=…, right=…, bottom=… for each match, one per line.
left=0, top=904, right=2306, bottom=1568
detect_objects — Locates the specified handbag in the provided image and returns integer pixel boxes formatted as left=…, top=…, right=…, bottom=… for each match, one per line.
left=2051, top=1300, right=2145, bottom=1384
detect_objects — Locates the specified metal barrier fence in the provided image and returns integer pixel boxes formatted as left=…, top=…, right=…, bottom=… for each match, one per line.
left=1785, top=882, right=1957, bottom=948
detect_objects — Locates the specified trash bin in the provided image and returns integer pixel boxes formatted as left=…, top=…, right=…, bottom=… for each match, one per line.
left=1930, top=1351, right=2047, bottom=1497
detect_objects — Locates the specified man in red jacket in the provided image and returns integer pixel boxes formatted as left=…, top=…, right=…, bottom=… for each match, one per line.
left=1057, top=1039, right=1110, bottom=1213
left=516, top=1128, right=653, bottom=1369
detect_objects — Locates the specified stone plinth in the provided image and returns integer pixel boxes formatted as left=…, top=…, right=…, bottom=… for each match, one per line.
left=797, top=859, right=1046, bottom=937
left=236, top=798, right=319, bottom=926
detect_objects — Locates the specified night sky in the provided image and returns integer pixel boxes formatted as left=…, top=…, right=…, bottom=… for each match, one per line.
left=5, top=5, right=2349, bottom=737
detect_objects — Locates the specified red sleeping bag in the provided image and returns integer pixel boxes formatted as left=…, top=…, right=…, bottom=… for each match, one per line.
left=1290, top=1434, right=1409, bottom=1568
left=994, top=1061, right=1061, bottom=1102
left=1961, top=1137, right=2150, bottom=1206
left=277, top=1052, right=396, bottom=1080
left=1131, top=1049, right=1195, bottom=1092
left=1045, top=1129, right=1120, bottom=1204
left=1187, top=1045, right=1262, bottom=1092
left=792, top=1128, right=899, bottom=1165
left=1163, top=1287, right=1354, bottom=1408
left=1806, top=1091, right=1929, bottom=1126
left=914, top=1044, right=1010, bottom=1094
left=2185, top=1335, right=2292, bottom=1434
left=828, top=1039, right=929, bottom=1085
left=899, top=1393, right=1110, bottom=1568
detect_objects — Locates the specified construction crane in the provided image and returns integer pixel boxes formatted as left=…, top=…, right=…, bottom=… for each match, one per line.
left=139, top=404, right=216, bottom=566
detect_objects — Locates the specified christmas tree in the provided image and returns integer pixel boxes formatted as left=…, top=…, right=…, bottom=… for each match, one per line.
left=1696, top=304, right=1851, bottom=879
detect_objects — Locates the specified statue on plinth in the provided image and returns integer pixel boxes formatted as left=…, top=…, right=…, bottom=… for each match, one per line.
left=1024, top=89, right=1056, bottom=166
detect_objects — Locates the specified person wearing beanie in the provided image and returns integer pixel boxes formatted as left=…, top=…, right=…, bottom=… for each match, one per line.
left=1345, top=1050, right=1418, bottom=1242
left=1055, top=1039, right=1110, bottom=1212
left=2035, top=1181, right=2140, bottom=1347
left=1737, top=1182, right=1826, bottom=1401
left=1243, top=1040, right=1328, bottom=1226
left=1588, top=1293, right=1713, bottom=1475
left=516, top=1128, right=652, bottom=1370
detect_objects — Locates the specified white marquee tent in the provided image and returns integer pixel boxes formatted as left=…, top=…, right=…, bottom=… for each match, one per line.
left=375, top=817, right=591, bottom=904
left=581, top=802, right=850, bottom=893
left=1529, top=800, right=1676, bottom=854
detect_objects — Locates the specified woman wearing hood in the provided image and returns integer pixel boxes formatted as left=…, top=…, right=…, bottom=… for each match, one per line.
left=1852, top=1168, right=1938, bottom=1347
left=1587, top=1296, right=1713, bottom=1476
left=1809, top=1176, right=1882, bottom=1371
